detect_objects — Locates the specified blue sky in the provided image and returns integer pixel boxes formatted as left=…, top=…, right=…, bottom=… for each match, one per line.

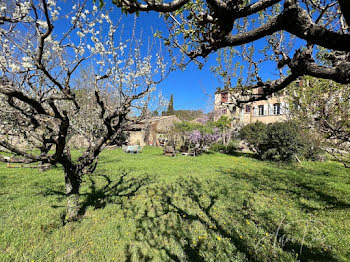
left=116, top=11, right=279, bottom=113
left=103, top=8, right=224, bottom=113
left=56, top=1, right=292, bottom=113
left=115, top=11, right=293, bottom=113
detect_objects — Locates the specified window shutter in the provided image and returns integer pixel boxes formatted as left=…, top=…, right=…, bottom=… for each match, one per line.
left=264, top=104, right=268, bottom=115
left=285, top=102, right=289, bottom=115
left=281, top=102, right=285, bottom=114
left=253, top=106, right=258, bottom=116
left=240, top=108, right=244, bottom=117
left=268, top=104, right=273, bottom=115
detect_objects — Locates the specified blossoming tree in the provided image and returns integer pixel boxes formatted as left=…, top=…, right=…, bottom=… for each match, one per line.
left=0, top=0, right=168, bottom=221
left=287, top=77, right=350, bottom=167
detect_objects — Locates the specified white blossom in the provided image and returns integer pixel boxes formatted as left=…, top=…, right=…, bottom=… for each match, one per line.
left=51, top=9, right=59, bottom=21
left=77, top=31, right=84, bottom=38
left=21, top=56, right=32, bottom=69
left=0, top=4, right=6, bottom=12
left=12, top=1, right=31, bottom=19
left=0, top=56, right=6, bottom=65
left=37, top=20, right=48, bottom=29
left=79, top=48, right=85, bottom=56
left=101, top=14, right=109, bottom=20
left=9, top=63, right=20, bottom=72
left=22, top=62, right=32, bottom=69
left=52, top=44, right=59, bottom=52
left=91, top=36, right=98, bottom=43
left=2, top=42, right=8, bottom=49
left=95, top=42, right=105, bottom=52
left=47, top=0, right=56, bottom=6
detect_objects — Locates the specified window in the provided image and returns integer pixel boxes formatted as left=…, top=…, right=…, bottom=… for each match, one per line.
left=221, top=93, right=228, bottom=103
left=258, top=105, right=264, bottom=116
left=245, top=105, right=251, bottom=113
left=273, top=103, right=281, bottom=115
left=222, top=108, right=227, bottom=114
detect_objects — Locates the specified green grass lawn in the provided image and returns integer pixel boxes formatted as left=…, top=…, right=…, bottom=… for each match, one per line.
left=0, top=147, right=349, bottom=261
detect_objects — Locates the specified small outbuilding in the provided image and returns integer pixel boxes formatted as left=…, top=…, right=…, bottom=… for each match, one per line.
left=128, top=115, right=181, bottom=146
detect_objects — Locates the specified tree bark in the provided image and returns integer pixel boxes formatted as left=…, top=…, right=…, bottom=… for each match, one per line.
left=64, top=167, right=81, bottom=222
left=338, top=0, right=350, bottom=27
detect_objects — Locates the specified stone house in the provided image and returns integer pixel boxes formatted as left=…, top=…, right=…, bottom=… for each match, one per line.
left=214, top=86, right=291, bottom=125
left=128, top=115, right=181, bottom=146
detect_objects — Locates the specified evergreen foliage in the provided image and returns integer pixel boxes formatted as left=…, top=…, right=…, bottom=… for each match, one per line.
left=174, top=110, right=204, bottom=121
left=165, top=94, right=174, bottom=115
left=240, top=121, right=323, bottom=162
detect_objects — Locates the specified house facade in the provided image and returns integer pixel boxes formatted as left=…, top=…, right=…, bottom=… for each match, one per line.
left=214, top=87, right=290, bottom=125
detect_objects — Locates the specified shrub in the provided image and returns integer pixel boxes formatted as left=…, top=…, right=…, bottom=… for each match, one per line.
left=259, top=121, right=305, bottom=162
left=210, top=143, right=226, bottom=152
left=239, top=121, right=267, bottom=153
left=210, top=140, right=239, bottom=154
left=225, top=140, right=240, bottom=154
left=240, top=121, right=323, bottom=162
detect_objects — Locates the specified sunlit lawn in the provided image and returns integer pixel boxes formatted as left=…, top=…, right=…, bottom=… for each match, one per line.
left=0, top=147, right=349, bottom=261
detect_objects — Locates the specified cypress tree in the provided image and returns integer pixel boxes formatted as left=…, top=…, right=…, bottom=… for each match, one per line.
left=166, top=94, right=174, bottom=115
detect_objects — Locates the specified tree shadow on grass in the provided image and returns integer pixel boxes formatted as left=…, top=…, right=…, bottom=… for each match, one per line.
left=219, top=166, right=350, bottom=212
left=220, top=166, right=348, bottom=260
left=222, top=151, right=258, bottom=159
left=40, top=168, right=151, bottom=223
left=120, top=176, right=340, bottom=261
left=78, top=169, right=151, bottom=216
left=118, top=178, right=252, bottom=261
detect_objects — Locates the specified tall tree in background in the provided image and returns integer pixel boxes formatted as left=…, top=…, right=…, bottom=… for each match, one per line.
left=0, top=0, right=168, bottom=222
left=166, top=93, right=174, bottom=115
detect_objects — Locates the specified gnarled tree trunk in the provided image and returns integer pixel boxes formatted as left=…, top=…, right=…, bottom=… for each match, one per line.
left=64, top=166, right=81, bottom=222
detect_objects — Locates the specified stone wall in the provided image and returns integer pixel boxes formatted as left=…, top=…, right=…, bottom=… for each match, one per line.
left=128, top=131, right=146, bottom=146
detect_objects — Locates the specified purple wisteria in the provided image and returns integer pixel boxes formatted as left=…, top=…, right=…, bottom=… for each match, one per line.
left=188, top=128, right=221, bottom=146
